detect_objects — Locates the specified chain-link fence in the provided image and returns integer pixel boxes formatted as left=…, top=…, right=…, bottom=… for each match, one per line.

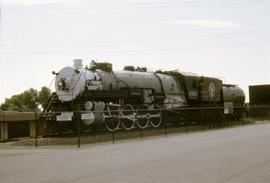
left=0, top=105, right=270, bottom=148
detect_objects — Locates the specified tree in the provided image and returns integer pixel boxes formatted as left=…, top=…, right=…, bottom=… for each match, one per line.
left=1, top=95, right=23, bottom=111
left=21, top=88, right=39, bottom=111
left=38, top=87, right=52, bottom=110
left=0, top=87, right=51, bottom=112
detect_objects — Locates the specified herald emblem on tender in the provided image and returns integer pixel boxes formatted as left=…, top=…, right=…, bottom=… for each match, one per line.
left=209, top=82, right=216, bottom=98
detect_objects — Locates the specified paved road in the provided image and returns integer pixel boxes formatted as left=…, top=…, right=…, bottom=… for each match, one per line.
left=1, top=124, right=270, bottom=183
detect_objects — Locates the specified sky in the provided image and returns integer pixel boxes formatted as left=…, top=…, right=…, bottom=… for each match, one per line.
left=0, top=0, right=269, bottom=103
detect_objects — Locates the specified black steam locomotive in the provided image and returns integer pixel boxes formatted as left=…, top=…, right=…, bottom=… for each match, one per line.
left=43, top=60, right=245, bottom=133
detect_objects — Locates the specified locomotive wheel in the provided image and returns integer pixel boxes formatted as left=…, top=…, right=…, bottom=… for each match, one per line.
left=136, top=107, right=150, bottom=129
left=104, top=105, right=120, bottom=132
left=150, top=110, right=162, bottom=128
left=120, top=104, right=136, bottom=130
left=104, top=117, right=120, bottom=132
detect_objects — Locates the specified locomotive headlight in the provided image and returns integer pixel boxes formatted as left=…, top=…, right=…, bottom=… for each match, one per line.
left=57, top=81, right=63, bottom=87
left=57, top=78, right=68, bottom=91
left=85, top=101, right=93, bottom=111
left=57, top=81, right=64, bottom=90
left=87, top=80, right=93, bottom=86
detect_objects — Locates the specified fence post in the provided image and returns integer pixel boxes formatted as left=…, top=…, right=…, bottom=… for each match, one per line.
left=184, top=113, right=187, bottom=133
left=112, top=129, right=115, bottom=144
left=165, top=112, right=168, bottom=136
left=77, top=109, right=81, bottom=148
left=140, top=127, right=143, bottom=140
left=2, top=113, right=6, bottom=143
left=0, top=112, right=3, bottom=142
left=35, top=111, right=38, bottom=148
left=112, top=118, right=115, bottom=144
left=140, top=121, right=143, bottom=140
left=203, top=118, right=206, bottom=131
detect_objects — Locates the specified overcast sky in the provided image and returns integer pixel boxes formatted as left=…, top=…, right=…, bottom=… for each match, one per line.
left=0, top=0, right=269, bottom=103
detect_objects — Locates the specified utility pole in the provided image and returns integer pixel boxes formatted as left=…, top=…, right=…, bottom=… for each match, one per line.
left=0, top=0, right=2, bottom=46
left=0, top=0, right=2, bottom=40
left=0, top=0, right=3, bottom=87
left=0, top=0, right=2, bottom=56
left=0, top=0, right=3, bottom=99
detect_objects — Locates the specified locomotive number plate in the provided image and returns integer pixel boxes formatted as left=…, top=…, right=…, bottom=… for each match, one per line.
left=224, top=102, right=234, bottom=114
left=57, top=112, right=73, bottom=121
left=81, top=112, right=95, bottom=120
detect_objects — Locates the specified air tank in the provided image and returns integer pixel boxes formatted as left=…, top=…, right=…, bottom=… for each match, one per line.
left=223, top=85, right=245, bottom=105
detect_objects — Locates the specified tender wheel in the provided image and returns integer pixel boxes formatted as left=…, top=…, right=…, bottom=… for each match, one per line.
left=120, top=104, right=136, bottom=130
left=150, top=110, right=162, bottom=128
left=136, top=106, right=150, bottom=129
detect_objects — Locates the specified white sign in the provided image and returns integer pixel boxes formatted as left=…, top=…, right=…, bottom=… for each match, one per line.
left=81, top=112, right=95, bottom=120
left=224, top=102, right=234, bottom=114
left=56, top=112, right=73, bottom=121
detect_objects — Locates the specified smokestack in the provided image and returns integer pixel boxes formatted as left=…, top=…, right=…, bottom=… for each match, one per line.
left=73, top=59, right=83, bottom=69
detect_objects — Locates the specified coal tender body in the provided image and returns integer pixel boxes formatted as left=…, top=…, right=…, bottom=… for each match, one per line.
left=44, top=60, right=245, bottom=133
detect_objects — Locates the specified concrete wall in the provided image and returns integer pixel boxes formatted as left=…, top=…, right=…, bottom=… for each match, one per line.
left=0, top=112, right=39, bottom=141
left=0, top=112, right=37, bottom=122
left=0, top=122, right=8, bottom=141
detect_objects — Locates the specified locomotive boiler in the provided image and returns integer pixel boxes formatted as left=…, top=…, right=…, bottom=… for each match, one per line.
left=43, top=59, right=245, bottom=133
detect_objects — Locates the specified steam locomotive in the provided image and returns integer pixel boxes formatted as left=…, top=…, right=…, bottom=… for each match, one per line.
left=43, top=59, right=245, bottom=133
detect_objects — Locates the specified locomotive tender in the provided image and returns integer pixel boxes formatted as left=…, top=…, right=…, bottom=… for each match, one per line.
left=44, top=59, right=245, bottom=132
